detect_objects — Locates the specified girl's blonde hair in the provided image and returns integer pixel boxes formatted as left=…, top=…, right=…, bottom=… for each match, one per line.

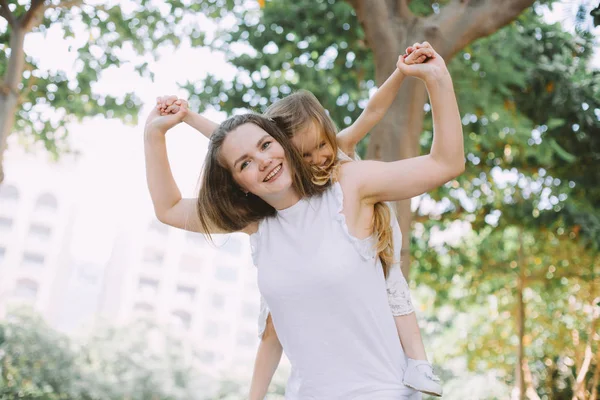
left=265, top=90, right=396, bottom=278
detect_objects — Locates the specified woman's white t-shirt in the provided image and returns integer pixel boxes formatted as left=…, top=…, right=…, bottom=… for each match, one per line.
left=250, top=182, right=420, bottom=399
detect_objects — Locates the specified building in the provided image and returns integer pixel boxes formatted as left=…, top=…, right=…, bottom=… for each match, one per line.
left=0, top=153, right=78, bottom=324
left=0, top=149, right=270, bottom=381
left=101, top=217, right=264, bottom=379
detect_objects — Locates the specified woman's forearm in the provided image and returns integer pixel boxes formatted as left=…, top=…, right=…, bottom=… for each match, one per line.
left=144, top=127, right=183, bottom=221
left=425, top=73, right=465, bottom=175
left=249, top=336, right=283, bottom=400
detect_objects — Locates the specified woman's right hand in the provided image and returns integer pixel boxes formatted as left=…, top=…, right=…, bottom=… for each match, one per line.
left=144, top=99, right=187, bottom=136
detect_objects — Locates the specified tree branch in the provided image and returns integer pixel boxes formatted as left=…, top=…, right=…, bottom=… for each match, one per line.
left=0, top=0, right=16, bottom=28
left=425, top=0, right=535, bottom=59
left=20, top=0, right=46, bottom=31
left=348, top=0, right=401, bottom=70
left=590, top=347, right=600, bottom=400
left=395, top=0, right=414, bottom=19
left=46, top=0, right=83, bottom=10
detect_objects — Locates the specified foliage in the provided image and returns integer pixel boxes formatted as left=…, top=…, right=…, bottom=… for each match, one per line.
left=0, top=309, right=221, bottom=400
left=0, top=0, right=225, bottom=159
left=183, top=0, right=600, bottom=396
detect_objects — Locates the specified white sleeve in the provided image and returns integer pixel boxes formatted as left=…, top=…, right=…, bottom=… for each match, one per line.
left=385, top=202, right=415, bottom=316
left=257, top=295, right=270, bottom=338
left=386, top=263, right=415, bottom=316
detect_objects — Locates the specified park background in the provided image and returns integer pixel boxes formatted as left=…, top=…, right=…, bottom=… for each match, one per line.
left=0, top=0, right=599, bottom=399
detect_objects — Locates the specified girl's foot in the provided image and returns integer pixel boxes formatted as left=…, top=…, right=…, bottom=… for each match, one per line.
left=403, top=358, right=443, bottom=397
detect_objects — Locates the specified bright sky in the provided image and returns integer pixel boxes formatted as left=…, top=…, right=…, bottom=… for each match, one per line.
left=3, top=1, right=599, bottom=264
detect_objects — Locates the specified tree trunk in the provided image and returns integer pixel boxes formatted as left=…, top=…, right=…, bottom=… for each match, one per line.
left=0, top=26, right=26, bottom=184
left=516, top=233, right=526, bottom=400
left=368, top=64, right=428, bottom=278
left=590, top=347, right=600, bottom=400
left=349, top=0, right=536, bottom=276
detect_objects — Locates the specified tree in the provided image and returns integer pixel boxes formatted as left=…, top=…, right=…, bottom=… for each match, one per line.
left=186, top=0, right=560, bottom=277
left=0, top=309, right=224, bottom=399
left=409, top=9, right=600, bottom=395
left=180, top=1, right=599, bottom=397
left=0, top=0, right=211, bottom=184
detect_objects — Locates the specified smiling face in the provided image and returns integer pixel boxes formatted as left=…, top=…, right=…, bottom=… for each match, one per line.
left=220, top=122, right=295, bottom=204
left=291, top=120, right=335, bottom=168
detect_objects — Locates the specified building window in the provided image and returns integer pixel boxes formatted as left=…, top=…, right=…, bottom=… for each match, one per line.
left=237, top=331, right=258, bottom=347
left=0, top=246, right=6, bottom=264
left=211, top=293, right=225, bottom=309
left=186, top=231, right=208, bottom=247
left=35, top=193, right=58, bottom=212
left=215, top=264, right=237, bottom=282
left=176, top=285, right=196, bottom=302
left=219, top=236, right=242, bottom=256
left=204, top=322, right=219, bottom=338
left=14, top=279, right=38, bottom=300
left=196, top=351, right=215, bottom=365
left=22, top=252, right=45, bottom=268
left=28, top=224, right=52, bottom=241
left=134, top=302, right=154, bottom=312
left=142, top=247, right=164, bottom=267
left=149, top=219, right=169, bottom=235
left=179, top=253, right=202, bottom=272
left=0, top=184, right=19, bottom=201
left=133, top=302, right=155, bottom=319
left=0, top=217, right=12, bottom=232
left=138, top=278, right=159, bottom=296
left=171, top=310, right=191, bottom=330
left=242, top=302, right=258, bottom=319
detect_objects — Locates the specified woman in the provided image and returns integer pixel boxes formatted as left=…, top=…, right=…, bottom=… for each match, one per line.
left=144, top=45, right=463, bottom=399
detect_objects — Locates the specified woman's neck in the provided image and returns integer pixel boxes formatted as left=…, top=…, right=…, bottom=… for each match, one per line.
left=264, top=187, right=302, bottom=211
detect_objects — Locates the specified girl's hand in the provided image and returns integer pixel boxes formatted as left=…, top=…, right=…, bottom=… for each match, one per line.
left=397, top=42, right=448, bottom=84
left=403, top=41, right=435, bottom=65
left=156, top=95, right=189, bottom=116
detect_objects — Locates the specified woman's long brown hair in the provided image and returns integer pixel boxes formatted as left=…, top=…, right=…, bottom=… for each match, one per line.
left=196, top=113, right=329, bottom=236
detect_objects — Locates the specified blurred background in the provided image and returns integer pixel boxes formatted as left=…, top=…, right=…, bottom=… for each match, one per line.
left=0, top=0, right=599, bottom=399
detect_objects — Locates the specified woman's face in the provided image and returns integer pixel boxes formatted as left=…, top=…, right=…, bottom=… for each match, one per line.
left=220, top=122, right=294, bottom=201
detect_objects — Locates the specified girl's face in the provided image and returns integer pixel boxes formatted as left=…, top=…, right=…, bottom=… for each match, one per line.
left=220, top=123, right=295, bottom=202
left=291, top=120, right=334, bottom=167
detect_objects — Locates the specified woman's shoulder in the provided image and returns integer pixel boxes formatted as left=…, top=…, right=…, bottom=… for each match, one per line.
left=337, top=160, right=368, bottom=189
left=333, top=162, right=368, bottom=209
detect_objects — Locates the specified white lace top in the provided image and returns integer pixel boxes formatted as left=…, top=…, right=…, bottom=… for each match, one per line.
left=250, top=182, right=419, bottom=399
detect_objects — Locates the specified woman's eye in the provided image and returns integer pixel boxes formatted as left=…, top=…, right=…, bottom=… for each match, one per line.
left=241, top=160, right=250, bottom=170
left=262, top=141, right=271, bottom=150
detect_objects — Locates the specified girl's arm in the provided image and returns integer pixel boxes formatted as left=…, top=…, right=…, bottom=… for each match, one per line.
left=394, top=313, right=428, bottom=360
left=144, top=107, right=230, bottom=234
left=343, top=44, right=465, bottom=203
left=157, top=95, right=220, bottom=138
left=249, top=314, right=283, bottom=400
left=337, top=46, right=434, bottom=158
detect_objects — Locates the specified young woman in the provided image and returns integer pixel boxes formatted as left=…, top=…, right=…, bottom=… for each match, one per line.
left=144, top=44, right=463, bottom=399
left=157, top=42, right=442, bottom=397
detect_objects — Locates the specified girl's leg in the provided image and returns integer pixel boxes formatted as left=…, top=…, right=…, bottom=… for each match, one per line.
left=394, top=312, right=427, bottom=360
left=394, top=313, right=442, bottom=397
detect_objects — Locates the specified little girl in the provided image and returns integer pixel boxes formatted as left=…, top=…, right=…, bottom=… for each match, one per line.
left=157, top=42, right=442, bottom=397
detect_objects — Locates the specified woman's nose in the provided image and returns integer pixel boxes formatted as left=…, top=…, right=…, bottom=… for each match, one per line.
left=258, top=155, right=272, bottom=170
